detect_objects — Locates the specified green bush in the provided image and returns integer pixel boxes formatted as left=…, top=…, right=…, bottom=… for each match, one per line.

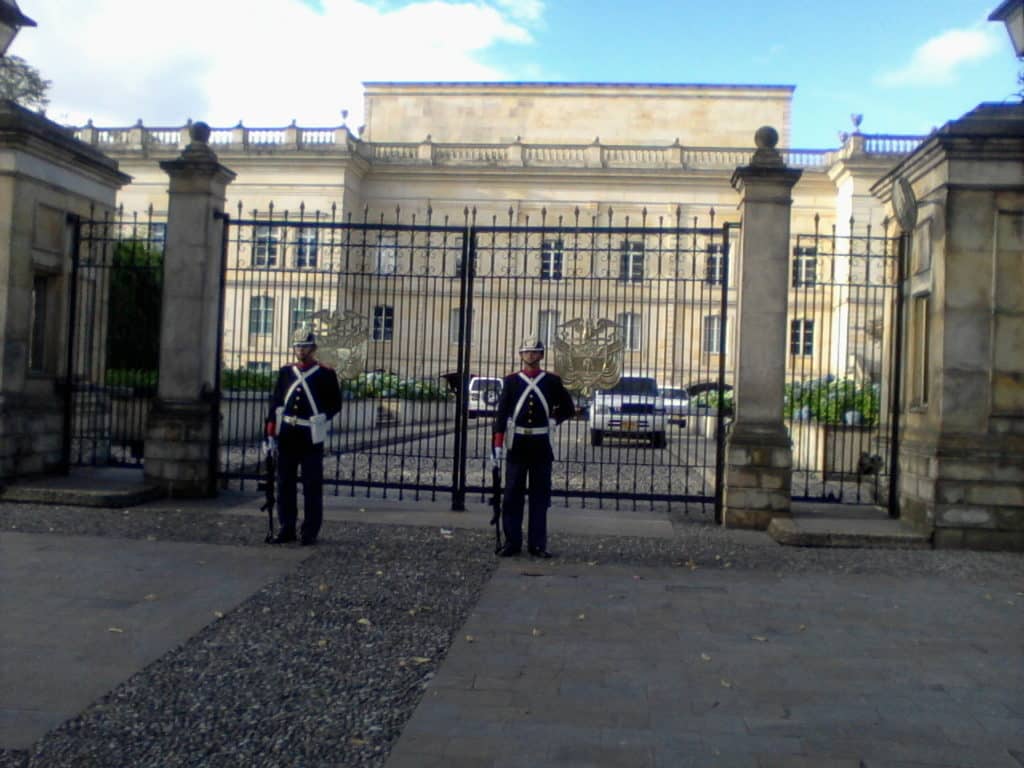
left=104, top=368, right=157, bottom=390
left=107, top=241, right=162, bottom=372
left=784, top=377, right=879, bottom=426
left=691, top=388, right=734, bottom=415
left=341, top=371, right=448, bottom=401
left=222, top=368, right=276, bottom=392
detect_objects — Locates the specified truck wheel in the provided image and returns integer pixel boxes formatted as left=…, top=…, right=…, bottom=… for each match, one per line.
left=590, top=429, right=604, bottom=447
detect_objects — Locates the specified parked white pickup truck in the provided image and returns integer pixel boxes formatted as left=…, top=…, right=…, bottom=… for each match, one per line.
left=589, top=375, right=667, bottom=448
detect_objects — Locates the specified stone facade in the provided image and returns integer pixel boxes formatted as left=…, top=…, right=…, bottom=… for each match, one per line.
left=874, top=103, right=1024, bottom=550
left=0, top=101, right=129, bottom=480
left=74, top=84, right=919, bottom=381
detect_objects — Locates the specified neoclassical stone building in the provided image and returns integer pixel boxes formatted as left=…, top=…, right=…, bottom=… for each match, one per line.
left=75, top=82, right=919, bottom=385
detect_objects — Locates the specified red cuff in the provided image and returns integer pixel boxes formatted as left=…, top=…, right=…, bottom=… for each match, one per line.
left=493, top=433, right=505, bottom=448
left=266, top=422, right=276, bottom=437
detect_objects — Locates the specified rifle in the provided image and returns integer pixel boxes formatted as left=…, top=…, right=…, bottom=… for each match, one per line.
left=260, top=439, right=277, bottom=543
left=489, top=461, right=503, bottom=554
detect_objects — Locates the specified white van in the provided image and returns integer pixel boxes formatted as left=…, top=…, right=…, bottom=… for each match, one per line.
left=467, top=376, right=503, bottom=417
left=590, top=375, right=667, bottom=448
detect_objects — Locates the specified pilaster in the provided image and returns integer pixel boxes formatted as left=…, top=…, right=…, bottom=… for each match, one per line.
left=143, top=122, right=235, bottom=497
left=723, top=127, right=802, bottom=529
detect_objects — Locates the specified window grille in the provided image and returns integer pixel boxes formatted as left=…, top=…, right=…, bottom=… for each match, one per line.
left=249, top=296, right=274, bottom=334
left=373, top=305, right=394, bottom=341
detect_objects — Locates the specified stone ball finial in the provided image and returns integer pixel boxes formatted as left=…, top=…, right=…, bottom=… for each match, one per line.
left=754, top=126, right=779, bottom=150
left=190, top=121, right=211, bottom=143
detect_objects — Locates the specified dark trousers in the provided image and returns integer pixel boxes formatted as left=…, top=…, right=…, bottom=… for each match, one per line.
left=502, top=459, right=552, bottom=551
left=277, top=429, right=324, bottom=539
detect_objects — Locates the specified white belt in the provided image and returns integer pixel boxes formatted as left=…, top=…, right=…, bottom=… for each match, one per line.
left=513, top=426, right=549, bottom=436
left=282, top=415, right=312, bottom=426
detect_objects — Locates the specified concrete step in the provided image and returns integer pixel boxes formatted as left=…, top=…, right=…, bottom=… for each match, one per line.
left=0, top=468, right=163, bottom=508
left=768, top=515, right=931, bottom=549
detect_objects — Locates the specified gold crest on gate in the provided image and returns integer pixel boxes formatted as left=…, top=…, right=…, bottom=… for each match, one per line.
left=310, top=309, right=368, bottom=380
left=549, top=317, right=623, bottom=396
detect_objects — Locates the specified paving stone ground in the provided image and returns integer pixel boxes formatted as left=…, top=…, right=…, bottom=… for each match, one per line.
left=387, top=559, right=1024, bottom=768
left=0, top=479, right=1022, bottom=767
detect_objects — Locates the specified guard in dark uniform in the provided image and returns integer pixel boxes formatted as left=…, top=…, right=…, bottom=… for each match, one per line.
left=266, top=328, right=341, bottom=545
left=491, top=335, right=575, bottom=557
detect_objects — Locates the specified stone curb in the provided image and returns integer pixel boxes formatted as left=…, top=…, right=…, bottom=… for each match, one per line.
left=768, top=516, right=932, bottom=549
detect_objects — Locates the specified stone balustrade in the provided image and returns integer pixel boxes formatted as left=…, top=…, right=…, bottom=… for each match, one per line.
left=72, top=120, right=923, bottom=171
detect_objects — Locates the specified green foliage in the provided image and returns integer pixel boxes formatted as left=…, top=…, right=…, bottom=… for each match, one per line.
left=784, top=377, right=880, bottom=426
left=691, top=388, right=734, bottom=415
left=106, top=240, right=163, bottom=372
left=0, top=55, right=50, bottom=112
left=341, top=371, right=448, bottom=401
left=222, top=368, right=275, bottom=392
left=104, top=368, right=157, bottom=391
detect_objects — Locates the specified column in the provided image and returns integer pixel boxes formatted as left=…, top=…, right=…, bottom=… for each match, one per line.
left=723, top=127, right=802, bottom=529
left=143, top=123, right=236, bottom=497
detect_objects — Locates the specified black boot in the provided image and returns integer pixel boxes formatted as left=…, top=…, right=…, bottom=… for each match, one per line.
left=271, top=528, right=297, bottom=544
left=497, top=543, right=522, bottom=557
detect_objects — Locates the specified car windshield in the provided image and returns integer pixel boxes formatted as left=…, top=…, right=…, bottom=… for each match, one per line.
left=473, top=380, right=501, bottom=392
left=660, top=388, right=687, bottom=399
left=604, top=377, right=658, bottom=395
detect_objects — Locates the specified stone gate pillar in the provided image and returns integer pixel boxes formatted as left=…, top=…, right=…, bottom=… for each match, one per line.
left=144, top=123, right=235, bottom=497
left=723, top=127, right=802, bottom=529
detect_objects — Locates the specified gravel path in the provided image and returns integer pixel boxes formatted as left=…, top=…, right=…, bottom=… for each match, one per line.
left=1, top=503, right=1021, bottom=767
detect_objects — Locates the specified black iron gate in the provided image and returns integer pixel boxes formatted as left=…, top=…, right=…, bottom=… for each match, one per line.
left=65, top=208, right=165, bottom=467
left=786, top=218, right=902, bottom=507
left=218, top=205, right=734, bottom=516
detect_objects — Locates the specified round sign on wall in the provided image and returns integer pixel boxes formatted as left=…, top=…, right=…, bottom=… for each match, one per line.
left=892, top=176, right=918, bottom=233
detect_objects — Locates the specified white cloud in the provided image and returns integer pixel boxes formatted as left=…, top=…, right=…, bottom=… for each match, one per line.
left=494, top=0, right=544, bottom=23
left=13, top=0, right=540, bottom=129
left=877, top=26, right=1001, bottom=88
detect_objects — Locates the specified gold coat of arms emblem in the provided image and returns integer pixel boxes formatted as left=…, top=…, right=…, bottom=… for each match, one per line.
left=310, top=309, right=368, bottom=380
left=549, top=317, right=623, bottom=396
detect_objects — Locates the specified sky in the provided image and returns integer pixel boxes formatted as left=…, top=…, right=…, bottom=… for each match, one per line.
left=13, top=0, right=1021, bottom=148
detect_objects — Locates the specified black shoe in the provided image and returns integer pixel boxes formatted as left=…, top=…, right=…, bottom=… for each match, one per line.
left=300, top=535, right=317, bottom=546
left=497, top=544, right=522, bottom=557
left=528, top=547, right=553, bottom=559
left=271, top=529, right=297, bottom=544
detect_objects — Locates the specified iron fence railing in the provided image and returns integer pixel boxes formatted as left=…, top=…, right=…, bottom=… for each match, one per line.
left=217, top=205, right=736, bottom=516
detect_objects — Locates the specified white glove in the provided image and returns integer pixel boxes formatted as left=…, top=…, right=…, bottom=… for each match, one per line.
left=490, top=446, right=504, bottom=469
left=263, top=437, right=277, bottom=458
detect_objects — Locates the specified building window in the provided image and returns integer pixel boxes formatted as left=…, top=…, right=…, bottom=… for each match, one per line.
left=29, top=275, right=48, bottom=372
left=617, top=312, right=641, bottom=351
left=376, top=234, right=397, bottom=275
left=538, top=310, right=560, bottom=348
left=792, top=246, right=818, bottom=287
left=619, top=241, right=644, bottom=282
left=290, top=297, right=315, bottom=332
left=296, top=227, right=318, bottom=268
left=912, top=295, right=929, bottom=406
left=149, top=222, right=167, bottom=253
left=373, top=305, right=394, bottom=341
left=249, top=296, right=274, bottom=335
left=790, top=318, right=814, bottom=356
left=448, top=307, right=472, bottom=344
left=705, top=244, right=727, bottom=285
left=703, top=314, right=725, bottom=354
left=253, top=226, right=280, bottom=267
left=541, top=239, right=563, bottom=280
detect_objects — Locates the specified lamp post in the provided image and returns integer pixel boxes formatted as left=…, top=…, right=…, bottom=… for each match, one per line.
left=0, top=0, right=35, bottom=57
left=990, top=0, right=1024, bottom=58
